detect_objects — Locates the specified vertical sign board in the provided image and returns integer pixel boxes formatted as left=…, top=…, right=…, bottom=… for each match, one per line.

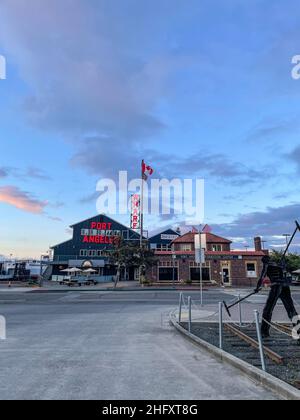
left=131, top=194, right=140, bottom=230
left=195, top=233, right=206, bottom=264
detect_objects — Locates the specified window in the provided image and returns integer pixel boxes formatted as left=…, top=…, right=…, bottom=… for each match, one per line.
left=246, top=262, right=257, bottom=278
left=212, top=244, right=222, bottom=252
left=80, top=250, right=88, bottom=257
left=155, top=244, right=172, bottom=251
left=180, top=244, right=192, bottom=251
left=159, top=260, right=178, bottom=267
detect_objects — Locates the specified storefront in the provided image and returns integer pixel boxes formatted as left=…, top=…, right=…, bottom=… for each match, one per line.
left=50, top=214, right=141, bottom=282
left=49, top=215, right=268, bottom=287
left=147, top=232, right=268, bottom=287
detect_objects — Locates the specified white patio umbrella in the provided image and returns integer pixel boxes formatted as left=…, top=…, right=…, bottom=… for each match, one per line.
left=60, top=267, right=82, bottom=277
left=83, top=268, right=97, bottom=274
left=68, top=267, right=82, bottom=273
left=293, top=269, right=300, bottom=275
left=60, top=267, right=82, bottom=273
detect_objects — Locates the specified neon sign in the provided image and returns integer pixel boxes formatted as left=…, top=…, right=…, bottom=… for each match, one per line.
left=82, top=222, right=118, bottom=244
left=130, top=194, right=140, bottom=230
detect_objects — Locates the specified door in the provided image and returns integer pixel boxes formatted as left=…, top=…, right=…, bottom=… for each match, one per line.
left=222, top=268, right=230, bottom=285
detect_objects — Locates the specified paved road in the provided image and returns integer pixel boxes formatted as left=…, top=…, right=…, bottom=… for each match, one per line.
left=0, top=290, right=278, bottom=400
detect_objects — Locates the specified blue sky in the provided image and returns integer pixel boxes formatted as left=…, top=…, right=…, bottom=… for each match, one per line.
left=1, top=0, right=300, bottom=258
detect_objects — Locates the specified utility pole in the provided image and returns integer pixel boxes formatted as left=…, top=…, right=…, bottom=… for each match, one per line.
left=139, top=160, right=145, bottom=284
left=172, top=253, right=176, bottom=289
left=200, top=228, right=203, bottom=306
left=140, top=160, right=144, bottom=250
left=283, top=234, right=291, bottom=254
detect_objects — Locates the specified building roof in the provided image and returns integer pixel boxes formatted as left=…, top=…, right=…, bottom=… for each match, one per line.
left=50, top=239, right=74, bottom=250
left=155, top=250, right=266, bottom=257
left=172, top=231, right=232, bottom=244
left=149, top=229, right=180, bottom=242
left=70, top=214, right=127, bottom=228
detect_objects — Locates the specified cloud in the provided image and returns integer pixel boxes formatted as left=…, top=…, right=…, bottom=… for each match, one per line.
left=211, top=203, right=300, bottom=239
left=78, top=191, right=99, bottom=205
left=0, top=185, right=48, bottom=214
left=0, top=1, right=183, bottom=144
left=245, top=118, right=297, bottom=144
left=24, top=167, right=51, bottom=181
left=286, top=145, right=300, bottom=173
left=48, top=201, right=65, bottom=209
left=0, top=168, right=8, bottom=178
left=71, top=137, right=273, bottom=185
left=65, top=228, right=73, bottom=236
left=47, top=216, right=63, bottom=222
left=152, top=151, right=274, bottom=185
left=0, top=166, right=51, bottom=181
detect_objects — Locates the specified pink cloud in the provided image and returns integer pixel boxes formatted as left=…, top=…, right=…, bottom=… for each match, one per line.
left=0, top=185, right=47, bottom=214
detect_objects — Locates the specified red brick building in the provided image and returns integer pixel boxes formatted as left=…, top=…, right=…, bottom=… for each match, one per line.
left=147, top=231, right=267, bottom=287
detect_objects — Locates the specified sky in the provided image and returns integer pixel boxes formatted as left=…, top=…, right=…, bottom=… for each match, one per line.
left=1, top=0, right=300, bottom=258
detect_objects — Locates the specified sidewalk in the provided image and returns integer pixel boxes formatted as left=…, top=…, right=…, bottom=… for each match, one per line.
left=0, top=280, right=217, bottom=293
left=0, top=280, right=140, bottom=292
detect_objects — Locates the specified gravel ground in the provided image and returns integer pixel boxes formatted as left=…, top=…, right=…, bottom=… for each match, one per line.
left=181, top=322, right=300, bottom=389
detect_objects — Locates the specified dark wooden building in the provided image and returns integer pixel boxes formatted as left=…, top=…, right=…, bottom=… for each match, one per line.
left=50, top=214, right=141, bottom=282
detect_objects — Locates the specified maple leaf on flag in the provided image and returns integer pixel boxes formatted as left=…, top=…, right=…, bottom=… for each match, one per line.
left=142, top=161, right=154, bottom=180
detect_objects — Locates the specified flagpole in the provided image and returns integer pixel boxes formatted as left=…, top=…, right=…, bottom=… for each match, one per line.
left=199, top=225, right=203, bottom=307
left=140, top=160, right=144, bottom=250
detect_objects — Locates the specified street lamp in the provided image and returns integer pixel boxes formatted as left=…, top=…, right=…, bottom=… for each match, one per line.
left=282, top=234, right=291, bottom=246
left=282, top=234, right=292, bottom=256
left=172, top=253, right=177, bottom=289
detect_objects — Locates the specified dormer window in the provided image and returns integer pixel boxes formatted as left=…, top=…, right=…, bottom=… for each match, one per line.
left=212, top=244, right=222, bottom=252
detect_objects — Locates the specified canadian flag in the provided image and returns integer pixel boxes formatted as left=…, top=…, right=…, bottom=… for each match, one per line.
left=142, top=160, right=154, bottom=180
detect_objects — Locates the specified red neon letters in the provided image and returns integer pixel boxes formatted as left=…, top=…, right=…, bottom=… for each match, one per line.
left=82, top=222, right=115, bottom=244
left=90, top=222, right=112, bottom=230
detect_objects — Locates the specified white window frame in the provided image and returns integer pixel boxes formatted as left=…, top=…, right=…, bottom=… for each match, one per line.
left=180, top=244, right=192, bottom=252
left=246, top=262, right=257, bottom=278
left=212, top=244, right=222, bottom=252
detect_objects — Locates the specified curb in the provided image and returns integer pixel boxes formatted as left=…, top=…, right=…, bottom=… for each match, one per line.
left=26, top=288, right=182, bottom=294
left=169, top=314, right=300, bottom=401
left=24, top=288, right=205, bottom=294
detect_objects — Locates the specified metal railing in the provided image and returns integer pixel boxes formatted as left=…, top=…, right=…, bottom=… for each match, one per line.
left=177, top=292, right=267, bottom=372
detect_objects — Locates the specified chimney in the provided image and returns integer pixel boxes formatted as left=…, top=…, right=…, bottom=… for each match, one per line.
left=254, top=237, right=262, bottom=252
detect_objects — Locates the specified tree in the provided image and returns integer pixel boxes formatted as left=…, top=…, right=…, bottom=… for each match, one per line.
left=269, top=250, right=300, bottom=273
left=111, top=239, right=158, bottom=287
